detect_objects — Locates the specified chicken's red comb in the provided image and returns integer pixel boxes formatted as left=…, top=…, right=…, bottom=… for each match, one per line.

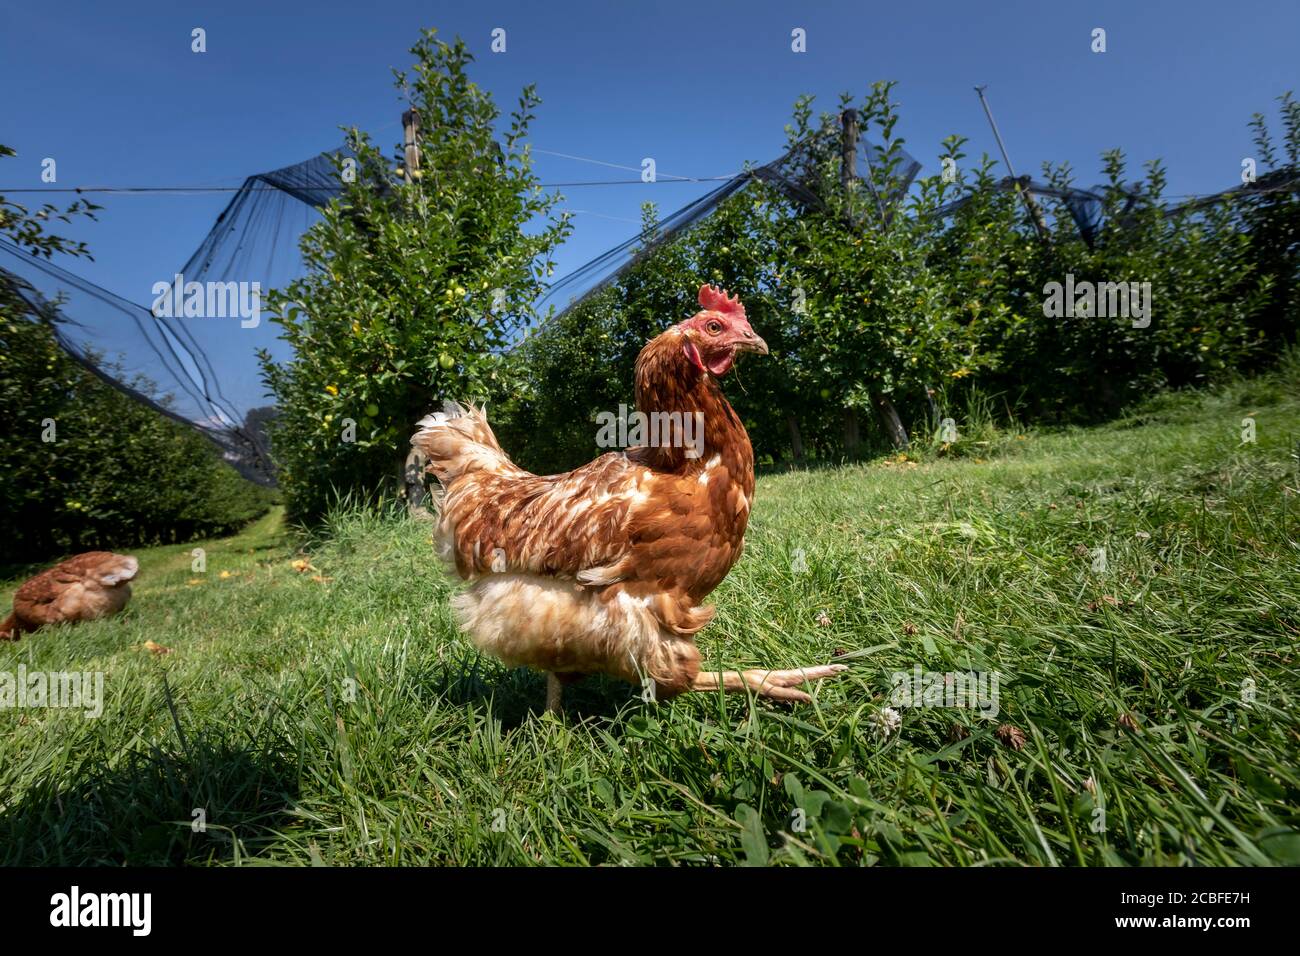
left=698, top=284, right=746, bottom=320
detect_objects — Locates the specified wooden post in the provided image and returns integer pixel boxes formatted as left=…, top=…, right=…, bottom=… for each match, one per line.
left=400, top=107, right=430, bottom=513
left=840, top=108, right=858, bottom=189
left=841, top=107, right=908, bottom=451
left=402, top=108, right=421, bottom=181
left=840, top=109, right=862, bottom=457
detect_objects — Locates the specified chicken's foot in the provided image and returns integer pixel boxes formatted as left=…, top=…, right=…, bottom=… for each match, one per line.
left=692, top=663, right=848, bottom=703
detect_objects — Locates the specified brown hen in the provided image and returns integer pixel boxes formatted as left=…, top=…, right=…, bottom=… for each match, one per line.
left=0, top=551, right=139, bottom=640
left=412, top=284, right=846, bottom=713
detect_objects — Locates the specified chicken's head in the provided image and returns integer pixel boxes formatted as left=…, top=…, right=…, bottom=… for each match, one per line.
left=678, top=284, right=768, bottom=376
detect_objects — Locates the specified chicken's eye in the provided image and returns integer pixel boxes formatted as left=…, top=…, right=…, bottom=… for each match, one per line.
left=706, top=321, right=722, bottom=335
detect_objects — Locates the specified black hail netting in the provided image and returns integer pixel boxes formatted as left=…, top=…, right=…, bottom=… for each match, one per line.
left=1, top=249, right=276, bottom=481
left=0, top=151, right=350, bottom=484
left=531, top=130, right=923, bottom=321
left=2, top=133, right=923, bottom=486
left=931, top=176, right=1115, bottom=245
left=6, top=134, right=1292, bottom=487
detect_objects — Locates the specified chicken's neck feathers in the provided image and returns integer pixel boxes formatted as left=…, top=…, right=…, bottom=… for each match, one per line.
left=634, top=330, right=753, bottom=479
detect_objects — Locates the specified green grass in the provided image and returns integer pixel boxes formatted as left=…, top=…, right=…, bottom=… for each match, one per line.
left=2, top=365, right=1298, bottom=866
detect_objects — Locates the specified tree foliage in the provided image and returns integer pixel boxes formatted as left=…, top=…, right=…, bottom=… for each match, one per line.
left=259, top=30, right=570, bottom=519
left=497, top=87, right=1299, bottom=469
left=0, top=146, right=273, bottom=565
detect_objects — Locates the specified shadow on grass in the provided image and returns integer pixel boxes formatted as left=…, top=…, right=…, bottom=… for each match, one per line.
left=429, top=653, right=639, bottom=729
left=0, top=735, right=302, bottom=866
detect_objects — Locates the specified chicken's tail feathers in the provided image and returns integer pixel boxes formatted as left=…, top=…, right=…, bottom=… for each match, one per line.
left=97, top=554, right=139, bottom=587
left=412, top=402, right=511, bottom=486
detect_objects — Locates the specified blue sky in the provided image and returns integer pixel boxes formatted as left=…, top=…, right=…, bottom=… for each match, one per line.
left=2, top=0, right=1298, bottom=411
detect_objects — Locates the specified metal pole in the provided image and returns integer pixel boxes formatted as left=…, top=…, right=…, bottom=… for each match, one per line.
left=974, top=85, right=1048, bottom=240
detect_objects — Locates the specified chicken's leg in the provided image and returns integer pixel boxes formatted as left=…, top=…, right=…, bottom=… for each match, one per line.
left=692, top=664, right=848, bottom=703
left=545, top=673, right=564, bottom=715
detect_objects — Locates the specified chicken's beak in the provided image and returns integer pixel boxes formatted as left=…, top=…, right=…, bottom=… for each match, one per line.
left=734, top=330, right=769, bottom=356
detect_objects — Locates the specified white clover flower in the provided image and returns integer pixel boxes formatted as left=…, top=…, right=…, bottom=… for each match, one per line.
left=870, top=706, right=902, bottom=741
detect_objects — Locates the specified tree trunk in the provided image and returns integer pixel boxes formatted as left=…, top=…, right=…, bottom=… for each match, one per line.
left=874, top=394, right=910, bottom=450
left=786, top=413, right=806, bottom=467
left=402, top=447, right=429, bottom=515
left=924, top=386, right=940, bottom=430
left=402, top=387, right=432, bottom=515
left=842, top=407, right=861, bottom=458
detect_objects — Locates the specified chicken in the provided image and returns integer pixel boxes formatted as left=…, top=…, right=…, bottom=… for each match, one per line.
left=412, top=284, right=846, bottom=713
left=0, top=551, right=139, bottom=640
